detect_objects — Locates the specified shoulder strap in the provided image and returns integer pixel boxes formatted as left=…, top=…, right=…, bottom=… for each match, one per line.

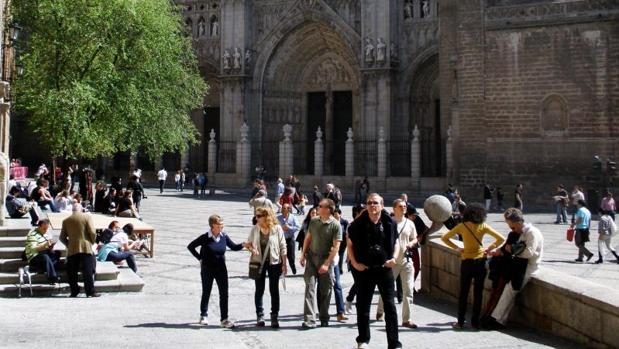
left=462, top=222, right=483, bottom=247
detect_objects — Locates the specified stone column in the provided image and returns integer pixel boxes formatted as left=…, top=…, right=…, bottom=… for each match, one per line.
left=236, top=122, right=251, bottom=183
left=446, top=126, right=453, bottom=181
left=411, top=125, right=421, bottom=179
left=345, top=127, right=354, bottom=177
left=377, top=127, right=386, bottom=178
left=207, top=129, right=217, bottom=181
left=279, top=124, right=293, bottom=177
left=314, top=127, right=324, bottom=177
left=324, top=88, right=333, bottom=174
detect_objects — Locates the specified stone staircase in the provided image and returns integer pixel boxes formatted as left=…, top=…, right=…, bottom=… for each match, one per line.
left=0, top=218, right=145, bottom=297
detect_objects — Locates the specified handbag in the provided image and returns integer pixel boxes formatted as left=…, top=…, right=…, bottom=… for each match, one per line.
left=566, top=226, right=575, bottom=242
left=248, top=234, right=270, bottom=280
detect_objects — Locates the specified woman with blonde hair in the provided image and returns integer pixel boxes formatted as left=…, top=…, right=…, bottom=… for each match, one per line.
left=246, top=206, right=287, bottom=328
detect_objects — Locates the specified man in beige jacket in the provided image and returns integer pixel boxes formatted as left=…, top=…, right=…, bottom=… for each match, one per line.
left=59, top=204, right=99, bottom=297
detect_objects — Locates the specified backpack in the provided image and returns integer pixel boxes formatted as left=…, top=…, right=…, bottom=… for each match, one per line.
left=96, top=228, right=114, bottom=244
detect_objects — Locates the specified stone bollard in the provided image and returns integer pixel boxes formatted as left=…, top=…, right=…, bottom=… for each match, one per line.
left=236, top=122, right=251, bottom=183
left=208, top=129, right=217, bottom=179
left=279, top=124, right=293, bottom=177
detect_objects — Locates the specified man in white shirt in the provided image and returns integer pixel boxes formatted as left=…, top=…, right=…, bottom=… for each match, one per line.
left=376, top=199, right=418, bottom=328
left=157, top=168, right=168, bottom=194
left=490, top=208, right=543, bottom=327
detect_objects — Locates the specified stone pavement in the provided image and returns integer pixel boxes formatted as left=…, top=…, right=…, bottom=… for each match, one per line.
left=0, top=189, right=585, bottom=348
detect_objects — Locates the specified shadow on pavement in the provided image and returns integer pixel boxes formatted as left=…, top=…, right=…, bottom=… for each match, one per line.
left=124, top=322, right=203, bottom=330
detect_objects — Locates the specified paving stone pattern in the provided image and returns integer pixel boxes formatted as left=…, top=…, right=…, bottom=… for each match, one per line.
left=0, top=189, right=588, bottom=348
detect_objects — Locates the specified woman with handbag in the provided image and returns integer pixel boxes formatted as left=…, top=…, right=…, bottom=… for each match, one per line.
left=246, top=206, right=288, bottom=328
left=187, top=215, right=251, bottom=328
left=441, top=203, right=505, bottom=330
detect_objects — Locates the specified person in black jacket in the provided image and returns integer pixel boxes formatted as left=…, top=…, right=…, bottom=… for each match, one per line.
left=187, top=215, right=250, bottom=328
left=347, top=193, right=402, bottom=349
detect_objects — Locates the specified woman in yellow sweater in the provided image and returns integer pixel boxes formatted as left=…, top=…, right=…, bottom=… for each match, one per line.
left=441, top=203, right=505, bottom=330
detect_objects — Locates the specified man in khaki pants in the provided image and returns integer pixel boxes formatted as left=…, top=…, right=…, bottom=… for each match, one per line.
left=59, top=204, right=99, bottom=297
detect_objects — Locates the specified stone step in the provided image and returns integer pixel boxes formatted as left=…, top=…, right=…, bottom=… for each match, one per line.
left=0, top=247, right=67, bottom=260
left=0, top=261, right=120, bottom=284
left=0, top=268, right=144, bottom=297
left=0, top=227, right=31, bottom=237
left=0, top=236, right=26, bottom=248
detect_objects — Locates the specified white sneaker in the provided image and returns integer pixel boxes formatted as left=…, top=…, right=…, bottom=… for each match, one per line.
left=199, top=316, right=208, bottom=326
left=220, top=319, right=235, bottom=328
left=345, top=301, right=353, bottom=315
left=357, top=342, right=369, bottom=349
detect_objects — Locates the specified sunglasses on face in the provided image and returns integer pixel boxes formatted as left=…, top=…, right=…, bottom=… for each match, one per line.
left=255, top=214, right=265, bottom=218
left=366, top=201, right=381, bottom=206
left=319, top=205, right=330, bottom=209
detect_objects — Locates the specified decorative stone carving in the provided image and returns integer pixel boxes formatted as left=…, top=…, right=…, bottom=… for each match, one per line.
left=198, top=17, right=206, bottom=37
left=283, top=124, right=293, bottom=142
left=404, top=1, right=413, bottom=19
left=422, top=0, right=430, bottom=18
left=390, top=42, right=398, bottom=61
left=347, top=127, right=353, bottom=141
left=447, top=125, right=452, bottom=140
left=211, top=16, right=219, bottom=37
left=316, top=126, right=323, bottom=141
left=309, top=58, right=351, bottom=85
left=378, top=126, right=385, bottom=142
left=209, top=129, right=216, bottom=142
left=413, top=125, right=420, bottom=141
left=233, top=48, right=242, bottom=70
left=222, top=49, right=231, bottom=70
left=376, top=38, right=386, bottom=63
left=240, top=122, right=249, bottom=142
left=244, top=49, right=252, bottom=66
left=364, top=37, right=375, bottom=64
left=541, top=95, right=568, bottom=132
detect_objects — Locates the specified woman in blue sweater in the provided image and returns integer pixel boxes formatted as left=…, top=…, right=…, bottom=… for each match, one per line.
left=188, top=215, right=250, bottom=328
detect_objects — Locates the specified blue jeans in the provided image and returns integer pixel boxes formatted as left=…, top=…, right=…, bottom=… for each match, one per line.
left=555, top=204, right=567, bottom=223
left=334, top=264, right=345, bottom=315
left=29, top=250, right=61, bottom=281
left=106, top=250, right=137, bottom=273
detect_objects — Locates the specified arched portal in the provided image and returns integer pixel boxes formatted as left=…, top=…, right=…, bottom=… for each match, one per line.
left=409, top=54, right=444, bottom=177
left=259, top=21, right=360, bottom=176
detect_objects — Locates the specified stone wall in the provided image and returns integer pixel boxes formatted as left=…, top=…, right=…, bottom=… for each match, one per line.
left=441, top=0, right=619, bottom=208
left=422, top=237, right=619, bottom=348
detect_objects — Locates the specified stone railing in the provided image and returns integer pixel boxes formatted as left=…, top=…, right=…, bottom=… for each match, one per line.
left=422, top=237, right=619, bottom=349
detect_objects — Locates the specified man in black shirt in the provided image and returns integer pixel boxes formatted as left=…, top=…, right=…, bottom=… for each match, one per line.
left=347, top=193, right=402, bottom=349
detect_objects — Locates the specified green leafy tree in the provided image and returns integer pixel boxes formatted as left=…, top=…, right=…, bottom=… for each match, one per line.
left=12, top=0, right=207, bottom=166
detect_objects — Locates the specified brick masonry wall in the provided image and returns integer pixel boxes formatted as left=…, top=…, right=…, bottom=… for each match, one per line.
left=444, top=1, right=619, bottom=207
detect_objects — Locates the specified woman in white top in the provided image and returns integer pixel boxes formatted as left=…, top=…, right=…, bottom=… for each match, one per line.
left=246, top=206, right=287, bottom=328
left=54, top=190, right=72, bottom=212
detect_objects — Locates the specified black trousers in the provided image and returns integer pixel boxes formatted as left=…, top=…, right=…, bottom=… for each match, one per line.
left=255, top=263, right=282, bottom=317
left=458, top=258, right=487, bottom=327
left=285, top=237, right=296, bottom=274
left=201, top=265, right=229, bottom=321
left=352, top=267, right=401, bottom=349
left=158, top=180, right=165, bottom=193
left=66, top=253, right=96, bottom=296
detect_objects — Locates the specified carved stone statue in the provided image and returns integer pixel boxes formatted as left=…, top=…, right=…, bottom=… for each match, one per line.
left=390, top=41, right=398, bottom=60
left=222, top=49, right=231, bottom=70
left=404, top=1, right=413, bottom=19
left=283, top=124, right=293, bottom=142
left=240, top=123, right=249, bottom=142
left=211, top=17, right=219, bottom=37
left=209, top=129, right=216, bottom=142
left=346, top=127, right=353, bottom=141
left=315, top=127, right=323, bottom=142
left=233, top=48, right=242, bottom=70
left=198, top=18, right=206, bottom=37
left=244, top=49, right=252, bottom=65
left=422, top=0, right=430, bottom=18
left=376, top=38, right=386, bottom=63
left=364, top=37, right=374, bottom=63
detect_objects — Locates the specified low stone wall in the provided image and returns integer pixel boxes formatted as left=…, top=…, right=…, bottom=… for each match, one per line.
left=421, top=237, right=619, bottom=349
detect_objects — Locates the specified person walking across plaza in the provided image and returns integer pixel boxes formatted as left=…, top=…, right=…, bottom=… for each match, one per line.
left=246, top=207, right=288, bottom=328
left=277, top=203, right=299, bottom=275
left=601, top=189, right=616, bottom=221
left=299, top=198, right=342, bottom=329
left=347, top=193, right=402, bottom=349
left=554, top=185, right=569, bottom=224
left=594, top=209, right=619, bottom=264
left=157, top=167, right=167, bottom=194
left=441, top=203, right=505, bottom=329
left=187, top=215, right=250, bottom=328
left=570, top=185, right=585, bottom=223
left=573, top=199, right=594, bottom=262
left=514, top=184, right=524, bottom=211
left=376, top=199, right=418, bottom=328
left=483, top=184, right=493, bottom=212
left=487, top=208, right=543, bottom=328
left=59, top=203, right=99, bottom=297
